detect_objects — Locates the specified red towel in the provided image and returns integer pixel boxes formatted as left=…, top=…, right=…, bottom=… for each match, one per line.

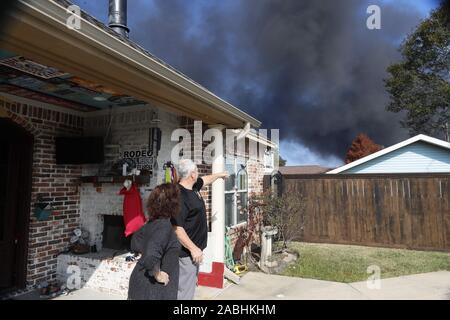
left=119, top=183, right=146, bottom=237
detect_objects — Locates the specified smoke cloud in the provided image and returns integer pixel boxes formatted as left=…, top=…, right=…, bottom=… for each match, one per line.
left=73, top=0, right=440, bottom=162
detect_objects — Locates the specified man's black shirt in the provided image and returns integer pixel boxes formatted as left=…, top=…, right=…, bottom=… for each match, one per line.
left=172, top=178, right=208, bottom=258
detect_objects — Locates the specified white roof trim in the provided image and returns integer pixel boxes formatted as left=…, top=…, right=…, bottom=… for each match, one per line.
left=246, top=131, right=278, bottom=148
left=327, top=134, right=450, bottom=174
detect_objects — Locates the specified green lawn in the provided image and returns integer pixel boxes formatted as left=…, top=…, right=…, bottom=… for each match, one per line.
left=281, top=242, right=450, bottom=283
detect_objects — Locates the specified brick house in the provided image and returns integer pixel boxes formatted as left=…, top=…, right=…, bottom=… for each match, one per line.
left=0, top=0, right=277, bottom=297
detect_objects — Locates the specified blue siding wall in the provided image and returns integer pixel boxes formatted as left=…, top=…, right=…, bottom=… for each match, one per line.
left=343, top=142, right=450, bottom=173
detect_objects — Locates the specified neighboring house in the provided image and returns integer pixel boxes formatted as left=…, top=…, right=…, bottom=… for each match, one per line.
left=0, top=0, right=276, bottom=296
left=327, top=134, right=450, bottom=174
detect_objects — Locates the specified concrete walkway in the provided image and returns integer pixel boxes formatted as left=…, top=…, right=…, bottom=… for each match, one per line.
left=212, top=271, right=450, bottom=300
left=53, top=289, right=124, bottom=300
left=14, top=270, right=448, bottom=300
left=349, top=271, right=450, bottom=300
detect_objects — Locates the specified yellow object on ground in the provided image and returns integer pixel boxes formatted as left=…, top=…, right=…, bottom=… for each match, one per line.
left=234, top=264, right=248, bottom=275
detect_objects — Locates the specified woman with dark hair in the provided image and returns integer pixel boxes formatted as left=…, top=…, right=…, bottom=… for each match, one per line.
left=128, top=183, right=181, bottom=300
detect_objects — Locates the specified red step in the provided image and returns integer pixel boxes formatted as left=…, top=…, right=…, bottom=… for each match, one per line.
left=198, top=262, right=224, bottom=289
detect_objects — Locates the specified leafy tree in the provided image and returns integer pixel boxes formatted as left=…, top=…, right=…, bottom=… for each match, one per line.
left=385, top=2, right=450, bottom=141
left=345, top=133, right=382, bottom=164
left=279, top=155, right=287, bottom=167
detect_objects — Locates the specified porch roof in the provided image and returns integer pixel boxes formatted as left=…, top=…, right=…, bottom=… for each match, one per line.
left=0, top=0, right=261, bottom=128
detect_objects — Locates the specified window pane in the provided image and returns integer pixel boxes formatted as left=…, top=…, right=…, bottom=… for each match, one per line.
left=237, top=170, right=248, bottom=190
left=236, top=157, right=247, bottom=190
left=237, top=192, right=248, bottom=224
left=237, top=156, right=246, bottom=165
left=225, top=161, right=235, bottom=191
left=225, top=193, right=234, bottom=227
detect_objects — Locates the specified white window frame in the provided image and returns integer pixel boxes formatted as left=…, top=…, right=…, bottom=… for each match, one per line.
left=225, top=155, right=249, bottom=227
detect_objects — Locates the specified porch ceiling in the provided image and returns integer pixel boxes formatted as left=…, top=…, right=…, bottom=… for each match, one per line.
left=0, top=0, right=261, bottom=128
left=0, top=50, right=148, bottom=112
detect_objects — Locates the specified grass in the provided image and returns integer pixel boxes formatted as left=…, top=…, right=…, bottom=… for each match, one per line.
left=281, top=242, right=450, bottom=283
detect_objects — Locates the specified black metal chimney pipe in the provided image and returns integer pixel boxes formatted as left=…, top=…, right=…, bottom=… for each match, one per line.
left=108, top=0, right=129, bottom=38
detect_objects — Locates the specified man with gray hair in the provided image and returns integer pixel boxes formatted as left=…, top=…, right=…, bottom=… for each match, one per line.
left=172, top=158, right=228, bottom=300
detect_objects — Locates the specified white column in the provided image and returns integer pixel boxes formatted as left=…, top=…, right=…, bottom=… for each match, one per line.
left=210, top=125, right=225, bottom=263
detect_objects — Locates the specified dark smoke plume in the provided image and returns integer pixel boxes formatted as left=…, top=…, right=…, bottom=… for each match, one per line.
left=74, top=0, right=439, bottom=160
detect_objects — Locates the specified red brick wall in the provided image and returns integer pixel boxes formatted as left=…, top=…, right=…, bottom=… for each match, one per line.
left=1, top=99, right=269, bottom=290
left=2, top=100, right=83, bottom=288
left=248, top=158, right=265, bottom=195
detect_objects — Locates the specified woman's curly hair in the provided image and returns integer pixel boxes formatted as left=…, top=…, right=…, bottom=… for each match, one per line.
left=147, top=183, right=180, bottom=220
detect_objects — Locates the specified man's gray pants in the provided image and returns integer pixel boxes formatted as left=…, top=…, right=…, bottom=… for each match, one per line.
left=177, top=256, right=199, bottom=300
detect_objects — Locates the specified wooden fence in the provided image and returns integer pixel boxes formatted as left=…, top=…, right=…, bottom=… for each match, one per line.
left=274, top=174, right=450, bottom=251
